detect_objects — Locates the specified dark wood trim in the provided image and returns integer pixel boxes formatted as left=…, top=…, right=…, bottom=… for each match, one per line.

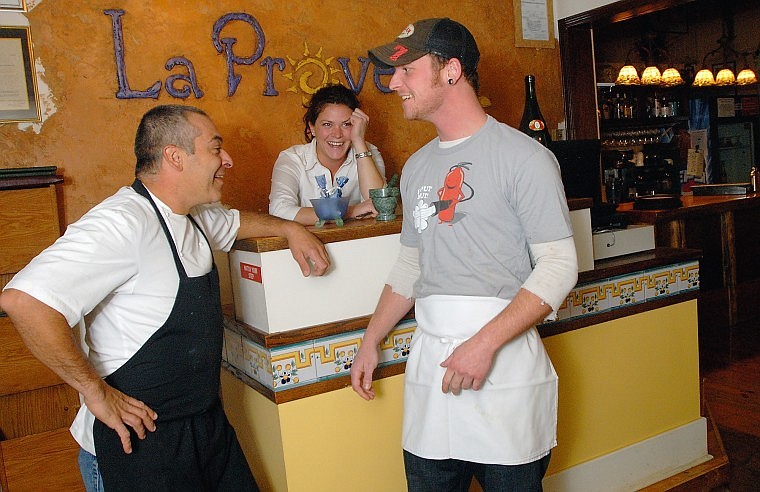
left=567, top=197, right=593, bottom=211
left=232, top=216, right=402, bottom=253
left=559, top=0, right=700, bottom=28
left=558, top=21, right=598, bottom=141
left=227, top=311, right=415, bottom=349
left=0, top=175, right=63, bottom=191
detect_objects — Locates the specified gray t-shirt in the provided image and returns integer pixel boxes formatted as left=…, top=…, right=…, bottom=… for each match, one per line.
left=400, top=115, right=572, bottom=300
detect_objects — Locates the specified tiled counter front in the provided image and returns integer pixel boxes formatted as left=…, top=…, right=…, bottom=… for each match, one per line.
left=555, top=260, right=699, bottom=321
left=222, top=248, right=700, bottom=402
left=223, top=317, right=416, bottom=400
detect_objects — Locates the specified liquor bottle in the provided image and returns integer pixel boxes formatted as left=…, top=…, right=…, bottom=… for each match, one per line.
left=599, top=86, right=611, bottom=120
left=519, top=75, right=551, bottom=146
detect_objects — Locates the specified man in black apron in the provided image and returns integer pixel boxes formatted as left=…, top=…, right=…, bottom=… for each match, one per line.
left=92, top=178, right=256, bottom=491
left=1, top=105, right=330, bottom=491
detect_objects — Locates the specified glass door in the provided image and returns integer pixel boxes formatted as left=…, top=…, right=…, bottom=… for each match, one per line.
left=717, top=120, right=755, bottom=183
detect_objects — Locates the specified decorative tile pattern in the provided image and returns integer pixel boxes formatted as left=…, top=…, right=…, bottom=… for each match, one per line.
left=242, top=337, right=272, bottom=388
left=223, top=318, right=417, bottom=393
left=544, top=260, right=700, bottom=328
left=379, top=319, right=417, bottom=365
left=223, top=327, right=245, bottom=371
left=312, top=330, right=363, bottom=380
left=224, top=261, right=698, bottom=394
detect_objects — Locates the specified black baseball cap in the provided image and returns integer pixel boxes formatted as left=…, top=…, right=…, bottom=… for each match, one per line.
left=368, top=18, right=479, bottom=71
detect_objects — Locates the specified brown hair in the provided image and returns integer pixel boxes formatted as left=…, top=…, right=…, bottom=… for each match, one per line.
left=302, top=84, right=360, bottom=142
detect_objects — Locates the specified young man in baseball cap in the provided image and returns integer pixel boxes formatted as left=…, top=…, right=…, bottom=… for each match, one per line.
left=351, top=18, right=578, bottom=491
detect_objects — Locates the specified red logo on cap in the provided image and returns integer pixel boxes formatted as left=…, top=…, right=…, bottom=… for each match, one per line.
left=390, top=44, right=408, bottom=61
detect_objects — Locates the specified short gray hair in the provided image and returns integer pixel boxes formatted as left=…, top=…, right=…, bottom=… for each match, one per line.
left=134, top=105, right=208, bottom=176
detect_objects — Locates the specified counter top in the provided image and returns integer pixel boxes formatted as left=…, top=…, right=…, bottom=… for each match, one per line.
left=232, top=197, right=593, bottom=253
left=618, top=193, right=760, bottom=222
left=579, top=246, right=701, bottom=284
left=232, top=216, right=402, bottom=253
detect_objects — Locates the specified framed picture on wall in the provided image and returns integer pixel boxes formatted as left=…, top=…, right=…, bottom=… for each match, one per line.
left=0, top=0, right=26, bottom=12
left=513, top=0, right=555, bottom=48
left=0, top=26, right=40, bottom=122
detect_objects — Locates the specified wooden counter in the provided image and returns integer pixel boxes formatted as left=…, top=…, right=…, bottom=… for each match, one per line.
left=232, top=197, right=593, bottom=253
left=618, top=193, right=760, bottom=365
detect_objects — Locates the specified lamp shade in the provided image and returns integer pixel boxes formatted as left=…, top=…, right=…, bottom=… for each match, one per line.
left=693, top=69, right=716, bottom=87
left=641, top=66, right=662, bottom=85
left=661, top=67, right=684, bottom=86
left=736, top=68, right=758, bottom=85
left=616, top=65, right=641, bottom=85
left=715, top=68, right=736, bottom=85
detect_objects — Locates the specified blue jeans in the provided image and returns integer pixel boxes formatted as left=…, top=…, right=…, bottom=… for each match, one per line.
left=403, top=450, right=551, bottom=492
left=78, top=448, right=105, bottom=492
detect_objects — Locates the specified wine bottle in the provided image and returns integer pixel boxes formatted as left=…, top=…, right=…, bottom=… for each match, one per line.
left=518, top=75, right=551, bottom=146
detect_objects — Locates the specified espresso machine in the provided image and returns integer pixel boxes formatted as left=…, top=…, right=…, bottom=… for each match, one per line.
left=602, top=150, right=636, bottom=205
left=601, top=147, right=682, bottom=212
left=631, top=152, right=681, bottom=196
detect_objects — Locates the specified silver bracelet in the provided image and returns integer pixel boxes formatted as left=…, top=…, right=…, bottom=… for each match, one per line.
left=354, top=150, right=373, bottom=159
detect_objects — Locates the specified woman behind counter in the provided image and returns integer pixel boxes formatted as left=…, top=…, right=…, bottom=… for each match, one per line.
left=269, top=84, right=386, bottom=225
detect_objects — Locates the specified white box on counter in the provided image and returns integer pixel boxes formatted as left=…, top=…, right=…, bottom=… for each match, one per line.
left=592, top=224, right=655, bottom=261
left=229, top=234, right=400, bottom=334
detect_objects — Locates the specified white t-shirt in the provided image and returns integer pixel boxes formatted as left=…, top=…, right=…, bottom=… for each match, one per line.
left=268, top=139, right=386, bottom=220
left=4, top=185, right=240, bottom=454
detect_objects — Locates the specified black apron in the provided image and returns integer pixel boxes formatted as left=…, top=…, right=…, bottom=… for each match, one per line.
left=93, top=179, right=258, bottom=492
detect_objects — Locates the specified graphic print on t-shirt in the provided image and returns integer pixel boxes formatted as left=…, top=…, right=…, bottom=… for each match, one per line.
left=413, top=162, right=474, bottom=233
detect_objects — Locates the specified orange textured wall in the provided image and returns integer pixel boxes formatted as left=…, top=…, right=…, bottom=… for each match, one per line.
left=0, top=1, right=563, bottom=224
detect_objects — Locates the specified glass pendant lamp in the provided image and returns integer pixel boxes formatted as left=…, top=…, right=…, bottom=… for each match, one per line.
left=661, top=67, right=684, bottom=86
left=736, top=68, right=758, bottom=85
left=693, top=68, right=716, bottom=86
left=641, top=66, right=662, bottom=85
left=715, top=68, right=736, bottom=85
left=616, top=64, right=641, bottom=85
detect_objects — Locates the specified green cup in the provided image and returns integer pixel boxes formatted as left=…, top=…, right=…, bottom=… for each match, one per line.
left=369, top=187, right=400, bottom=221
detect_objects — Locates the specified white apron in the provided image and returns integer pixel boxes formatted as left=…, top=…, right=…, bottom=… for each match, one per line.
left=403, top=295, right=558, bottom=465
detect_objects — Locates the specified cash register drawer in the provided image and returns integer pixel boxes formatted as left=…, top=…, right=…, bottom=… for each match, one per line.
left=592, top=224, right=655, bottom=260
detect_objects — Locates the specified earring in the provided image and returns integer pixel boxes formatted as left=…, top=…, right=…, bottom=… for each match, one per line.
left=448, top=78, right=454, bottom=85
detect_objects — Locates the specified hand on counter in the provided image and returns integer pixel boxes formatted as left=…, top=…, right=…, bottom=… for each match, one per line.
left=348, top=198, right=378, bottom=220
left=282, top=221, right=330, bottom=276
